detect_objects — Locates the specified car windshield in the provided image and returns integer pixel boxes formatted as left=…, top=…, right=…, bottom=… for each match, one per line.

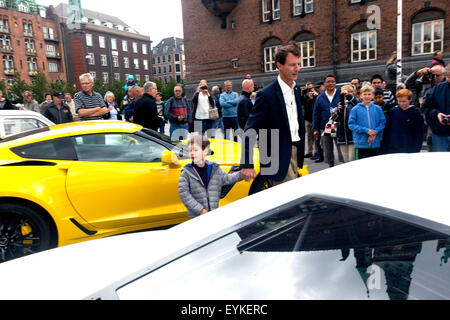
left=139, top=128, right=189, bottom=158
left=0, top=127, right=50, bottom=143
left=116, top=196, right=450, bottom=300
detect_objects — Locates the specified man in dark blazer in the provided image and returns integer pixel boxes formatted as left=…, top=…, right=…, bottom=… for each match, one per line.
left=241, top=42, right=305, bottom=186
left=133, top=81, right=161, bottom=131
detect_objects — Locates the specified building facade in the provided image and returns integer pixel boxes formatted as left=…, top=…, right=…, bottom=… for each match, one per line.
left=53, top=2, right=151, bottom=88
left=152, top=37, right=186, bottom=84
left=0, top=0, right=66, bottom=86
left=182, top=0, right=449, bottom=95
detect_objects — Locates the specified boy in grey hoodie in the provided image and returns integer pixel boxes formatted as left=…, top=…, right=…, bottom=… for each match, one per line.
left=178, top=135, right=245, bottom=218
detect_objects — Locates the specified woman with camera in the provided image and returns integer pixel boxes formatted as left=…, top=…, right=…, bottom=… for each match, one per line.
left=192, top=79, right=215, bottom=136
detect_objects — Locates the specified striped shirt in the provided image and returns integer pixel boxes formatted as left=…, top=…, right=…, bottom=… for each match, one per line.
left=74, top=90, right=105, bottom=120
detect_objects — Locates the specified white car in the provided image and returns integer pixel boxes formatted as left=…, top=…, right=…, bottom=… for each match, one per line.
left=0, top=153, right=448, bottom=300
left=0, top=110, right=54, bottom=139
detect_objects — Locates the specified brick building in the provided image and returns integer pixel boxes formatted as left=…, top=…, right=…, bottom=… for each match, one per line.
left=0, top=0, right=66, bottom=86
left=53, top=2, right=151, bottom=89
left=152, top=37, right=186, bottom=84
left=182, top=0, right=449, bottom=95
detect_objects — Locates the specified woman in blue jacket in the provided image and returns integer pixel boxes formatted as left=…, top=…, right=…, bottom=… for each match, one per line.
left=348, top=84, right=386, bottom=160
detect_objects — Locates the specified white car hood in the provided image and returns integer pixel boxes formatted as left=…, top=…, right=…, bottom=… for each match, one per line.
left=0, top=230, right=170, bottom=300
left=0, top=152, right=448, bottom=299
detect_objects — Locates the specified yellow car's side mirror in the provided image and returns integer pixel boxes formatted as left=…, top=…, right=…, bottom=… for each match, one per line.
left=161, top=150, right=181, bottom=168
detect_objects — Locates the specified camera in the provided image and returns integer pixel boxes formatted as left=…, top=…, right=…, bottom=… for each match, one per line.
left=422, top=72, right=436, bottom=83
left=200, top=85, right=208, bottom=90
left=442, top=117, right=449, bottom=124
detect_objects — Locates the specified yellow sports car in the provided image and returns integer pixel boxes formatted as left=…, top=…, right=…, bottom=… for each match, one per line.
left=0, top=121, right=308, bottom=262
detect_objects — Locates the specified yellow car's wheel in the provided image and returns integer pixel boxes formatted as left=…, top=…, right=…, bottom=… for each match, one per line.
left=0, top=203, right=56, bottom=263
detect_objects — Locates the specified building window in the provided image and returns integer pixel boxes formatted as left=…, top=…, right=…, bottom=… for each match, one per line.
left=2, top=55, right=14, bottom=72
left=48, top=62, right=58, bottom=73
left=124, top=57, right=129, bottom=68
left=175, top=53, right=180, bottom=62
left=43, top=27, right=54, bottom=40
left=23, top=23, right=33, bottom=37
left=175, top=64, right=180, bottom=72
left=412, top=19, right=444, bottom=56
left=111, top=38, right=117, bottom=50
left=27, top=58, right=37, bottom=74
left=86, top=34, right=93, bottom=47
left=135, top=74, right=140, bottom=82
left=293, top=0, right=314, bottom=16
left=168, top=54, right=172, bottom=62
left=262, top=0, right=280, bottom=22
left=144, top=75, right=150, bottom=81
left=122, top=40, right=128, bottom=52
left=114, top=73, right=120, bottom=81
left=157, top=56, right=161, bottom=64
left=90, top=71, right=96, bottom=80
left=142, top=44, right=148, bottom=55
left=87, top=53, right=95, bottom=65
left=297, top=40, right=315, bottom=68
left=0, top=19, right=9, bottom=33
left=101, top=54, right=107, bottom=66
left=351, top=30, right=377, bottom=63
left=99, top=36, right=105, bottom=48
left=113, top=55, right=119, bottom=68
left=176, top=75, right=181, bottom=82
left=102, top=72, right=109, bottom=84
left=132, top=42, right=138, bottom=53
left=264, top=46, right=279, bottom=72
left=134, top=58, right=139, bottom=69
left=168, top=64, right=172, bottom=73
left=18, top=2, right=29, bottom=13
left=143, top=59, right=148, bottom=70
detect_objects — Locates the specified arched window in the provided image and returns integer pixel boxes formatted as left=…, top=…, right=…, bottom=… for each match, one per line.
left=350, top=21, right=377, bottom=63
left=293, top=31, right=315, bottom=68
left=27, top=57, right=37, bottom=73
left=263, top=37, right=282, bottom=72
left=411, top=9, right=445, bottom=55
left=3, top=55, right=14, bottom=71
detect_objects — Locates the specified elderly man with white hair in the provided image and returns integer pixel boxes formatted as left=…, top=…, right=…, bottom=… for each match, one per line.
left=133, top=81, right=161, bottom=131
left=237, top=78, right=254, bottom=129
left=74, top=73, right=110, bottom=121
left=422, top=64, right=450, bottom=152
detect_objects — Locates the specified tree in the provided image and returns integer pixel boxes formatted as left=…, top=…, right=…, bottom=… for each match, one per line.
left=8, top=72, right=30, bottom=103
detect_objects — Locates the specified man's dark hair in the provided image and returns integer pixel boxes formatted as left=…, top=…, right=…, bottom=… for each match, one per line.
left=324, top=74, right=336, bottom=81
left=371, top=74, right=384, bottom=82
left=351, top=77, right=361, bottom=83
left=274, top=41, right=300, bottom=66
left=374, top=88, right=384, bottom=96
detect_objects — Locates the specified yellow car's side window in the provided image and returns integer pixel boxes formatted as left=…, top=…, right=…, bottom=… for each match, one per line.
left=72, top=133, right=168, bottom=163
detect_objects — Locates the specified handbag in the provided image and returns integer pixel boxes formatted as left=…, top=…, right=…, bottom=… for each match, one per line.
left=209, top=101, right=219, bottom=120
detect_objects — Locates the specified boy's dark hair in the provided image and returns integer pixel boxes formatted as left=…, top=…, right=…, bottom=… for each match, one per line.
left=374, top=88, right=384, bottom=96
left=189, top=135, right=210, bottom=150
left=351, top=77, right=361, bottom=83
left=274, top=41, right=300, bottom=66
left=324, top=74, right=336, bottom=82
left=371, top=74, right=384, bottom=82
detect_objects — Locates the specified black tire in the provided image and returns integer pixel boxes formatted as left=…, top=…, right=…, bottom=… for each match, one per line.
left=248, top=174, right=273, bottom=195
left=0, top=203, right=55, bottom=263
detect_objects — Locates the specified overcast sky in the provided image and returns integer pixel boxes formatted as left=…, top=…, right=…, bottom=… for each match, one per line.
left=37, top=0, right=184, bottom=45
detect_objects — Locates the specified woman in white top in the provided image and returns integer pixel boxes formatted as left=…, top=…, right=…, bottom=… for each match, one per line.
left=104, top=91, right=121, bottom=120
left=192, top=80, right=215, bottom=136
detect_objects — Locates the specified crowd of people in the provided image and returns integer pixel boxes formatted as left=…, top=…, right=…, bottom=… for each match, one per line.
left=0, top=48, right=448, bottom=219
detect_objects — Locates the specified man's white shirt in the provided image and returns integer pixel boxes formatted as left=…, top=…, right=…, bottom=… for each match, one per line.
left=277, top=75, right=301, bottom=142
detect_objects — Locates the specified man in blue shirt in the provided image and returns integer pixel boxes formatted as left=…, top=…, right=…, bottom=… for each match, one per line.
left=220, top=80, right=239, bottom=139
